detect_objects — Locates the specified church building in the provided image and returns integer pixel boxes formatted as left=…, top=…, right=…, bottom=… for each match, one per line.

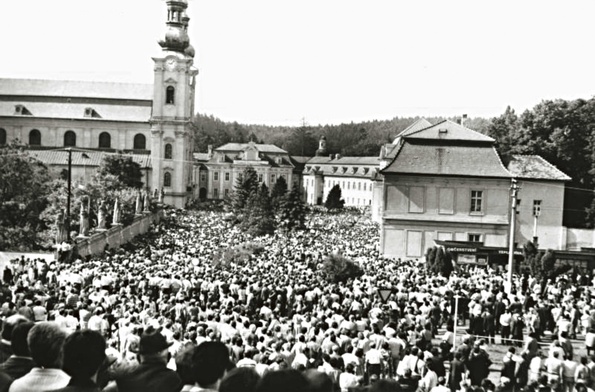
left=0, top=0, right=197, bottom=208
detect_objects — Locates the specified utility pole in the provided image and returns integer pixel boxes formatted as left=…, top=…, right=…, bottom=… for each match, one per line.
left=507, top=179, right=520, bottom=293
left=66, top=148, right=72, bottom=242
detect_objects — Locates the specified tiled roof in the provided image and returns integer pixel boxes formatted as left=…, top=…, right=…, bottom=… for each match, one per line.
left=0, top=101, right=151, bottom=123
left=393, top=118, right=433, bottom=141
left=216, top=143, right=287, bottom=154
left=382, top=141, right=511, bottom=178
left=0, top=79, right=153, bottom=101
left=29, top=150, right=151, bottom=168
left=507, top=155, right=571, bottom=181
left=406, top=120, right=494, bottom=143
left=306, top=156, right=380, bottom=165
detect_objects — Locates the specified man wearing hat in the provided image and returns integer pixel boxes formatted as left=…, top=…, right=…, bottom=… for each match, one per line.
left=106, top=326, right=182, bottom=392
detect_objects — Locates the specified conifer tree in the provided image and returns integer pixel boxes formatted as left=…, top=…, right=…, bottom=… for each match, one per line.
left=270, top=176, right=288, bottom=212
left=244, top=183, right=276, bottom=236
left=325, top=184, right=345, bottom=210
left=231, top=166, right=259, bottom=213
left=278, top=186, right=306, bottom=231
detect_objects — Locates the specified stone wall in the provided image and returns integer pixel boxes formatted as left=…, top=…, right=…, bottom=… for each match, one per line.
left=75, top=211, right=161, bottom=257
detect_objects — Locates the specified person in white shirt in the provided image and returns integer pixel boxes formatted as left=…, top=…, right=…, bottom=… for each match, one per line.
left=339, top=363, right=360, bottom=392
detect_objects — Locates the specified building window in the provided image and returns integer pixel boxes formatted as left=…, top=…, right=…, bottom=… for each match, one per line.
left=363, top=183, right=367, bottom=191
left=358, top=182, right=361, bottom=191
left=271, top=174, right=276, bottom=184
left=164, top=172, right=172, bottom=187
left=29, top=129, right=41, bottom=146
left=200, top=173, right=206, bottom=183
left=166, top=86, right=175, bottom=104
left=468, top=233, right=482, bottom=243
left=98, top=132, right=111, bottom=148
left=214, top=172, right=219, bottom=181
left=258, top=174, right=263, bottom=182
left=225, top=172, right=230, bottom=181
left=133, top=134, right=146, bottom=150
left=470, top=190, right=483, bottom=213
left=213, top=188, right=219, bottom=198
left=408, top=186, right=424, bottom=213
left=225, top=189, right=229, bottom=197
left=439, top=188, right=455, bottom=214
left=0, top=128, right=5, bottom=145
left=533, top=200, right=542, bottom=217
left=164, top=143, right=173, bottom=159
left=63, top=131, right=76, bottom=147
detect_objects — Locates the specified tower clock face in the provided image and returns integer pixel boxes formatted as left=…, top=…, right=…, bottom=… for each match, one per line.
left=166, top=58, right=177, bottom=71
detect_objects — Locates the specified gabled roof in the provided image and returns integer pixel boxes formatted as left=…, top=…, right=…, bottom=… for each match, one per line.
left=393, top=118, right=433, bottom=142
left=28, top=150, right=151, bottom=168
left=406, top=120, right=494, bottom=143
left=507, top=155, right=571, bottom=181
left=0, top=79, right=153, bottom=101
left=216, top=143, right=287, bottom=154
left=381, top=141, right=510, bottom=178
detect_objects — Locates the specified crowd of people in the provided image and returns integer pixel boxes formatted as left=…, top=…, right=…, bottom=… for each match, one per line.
left=0, top=207, right=593, bottom=392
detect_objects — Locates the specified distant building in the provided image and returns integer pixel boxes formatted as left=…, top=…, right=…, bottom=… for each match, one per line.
left=195, top=142, right=300, bottom=200
left=302, top=155, right=380, bottom=207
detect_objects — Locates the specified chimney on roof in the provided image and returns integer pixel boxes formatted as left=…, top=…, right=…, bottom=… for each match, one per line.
left=461, top=114, right=468, bottom=127
left=329, top=154, right=333, bottom=160
left=207, top=145, right=213, bottom=158
left=336, top=153, right=342, bottom=160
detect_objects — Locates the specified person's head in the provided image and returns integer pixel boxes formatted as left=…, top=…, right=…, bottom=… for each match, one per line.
left=137, top=326, right=172, bottom=363
left=255, top=369, right=309, bottom=392
left=193, top=341, right=234, bottom=388
left=11, top=321, right=34, bottom=357
left=219, top=367, right=260, bottom=392
left=1, top=314, right=28, bottom=342
left=62, top=330, right=106, bottom=381
left=27, top=322, right=67, bottom=368
left=303, top=369, right=334, bottom=392
left=175, top=344, right=197, bottom=385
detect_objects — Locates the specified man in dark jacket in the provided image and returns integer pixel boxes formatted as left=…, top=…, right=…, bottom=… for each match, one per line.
left=106, top=326, right=182, bottom=392
left=448, top=352, right=466, bottom=392
left=0, top=321, right=35, bottom=379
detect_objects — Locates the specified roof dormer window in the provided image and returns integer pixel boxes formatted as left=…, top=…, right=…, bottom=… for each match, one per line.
left=15, top=105, right=32, bottom=115
left=84, top=107, right=101, bottom=118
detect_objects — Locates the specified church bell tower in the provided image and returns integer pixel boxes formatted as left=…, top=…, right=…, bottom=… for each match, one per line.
left=150, top=0, right=198, bottom=208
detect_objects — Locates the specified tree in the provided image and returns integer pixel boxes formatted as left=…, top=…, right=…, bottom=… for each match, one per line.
left=243, top=183, right=276, bottom=236
left=320, top=253, right=364, bottom=283
left=231, top=166, right=259, bottom=213
left=270, top=176, right=288, bottom=212
left=325, top=185, right=345, bottom=210
left=0, top=143, right=51, bottom=250
left=98, top=154, right=143, bottom=189
left=278, top=186, right=306, bottom=232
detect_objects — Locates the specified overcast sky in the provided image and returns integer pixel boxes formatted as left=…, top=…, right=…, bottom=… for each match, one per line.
left=1, top=0, right=594, bottom=126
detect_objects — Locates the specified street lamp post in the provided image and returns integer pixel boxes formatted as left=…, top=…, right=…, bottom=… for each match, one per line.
left=506, top=179, right=520, bottom=294
left=66, top=148, right=72, bottom=242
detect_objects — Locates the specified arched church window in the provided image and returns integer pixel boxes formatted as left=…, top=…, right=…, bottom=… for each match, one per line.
left=0, top=128, right=6, bottom=145
left=64, top=131, right=76, bottom=147
left=166, top=86, right=175, bottom=104
left=133, top=134, right=146, bottom=150
left=29, top=129, right=41, bottom=146
left=164, top=172, right=172, bottom=187
left=165, top=143, right=173, bottom=159
left=99, top=132, right=111, bottom=149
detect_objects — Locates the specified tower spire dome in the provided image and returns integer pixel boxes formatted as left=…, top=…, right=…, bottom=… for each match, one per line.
left=159, top=0, right=191, bottom=54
